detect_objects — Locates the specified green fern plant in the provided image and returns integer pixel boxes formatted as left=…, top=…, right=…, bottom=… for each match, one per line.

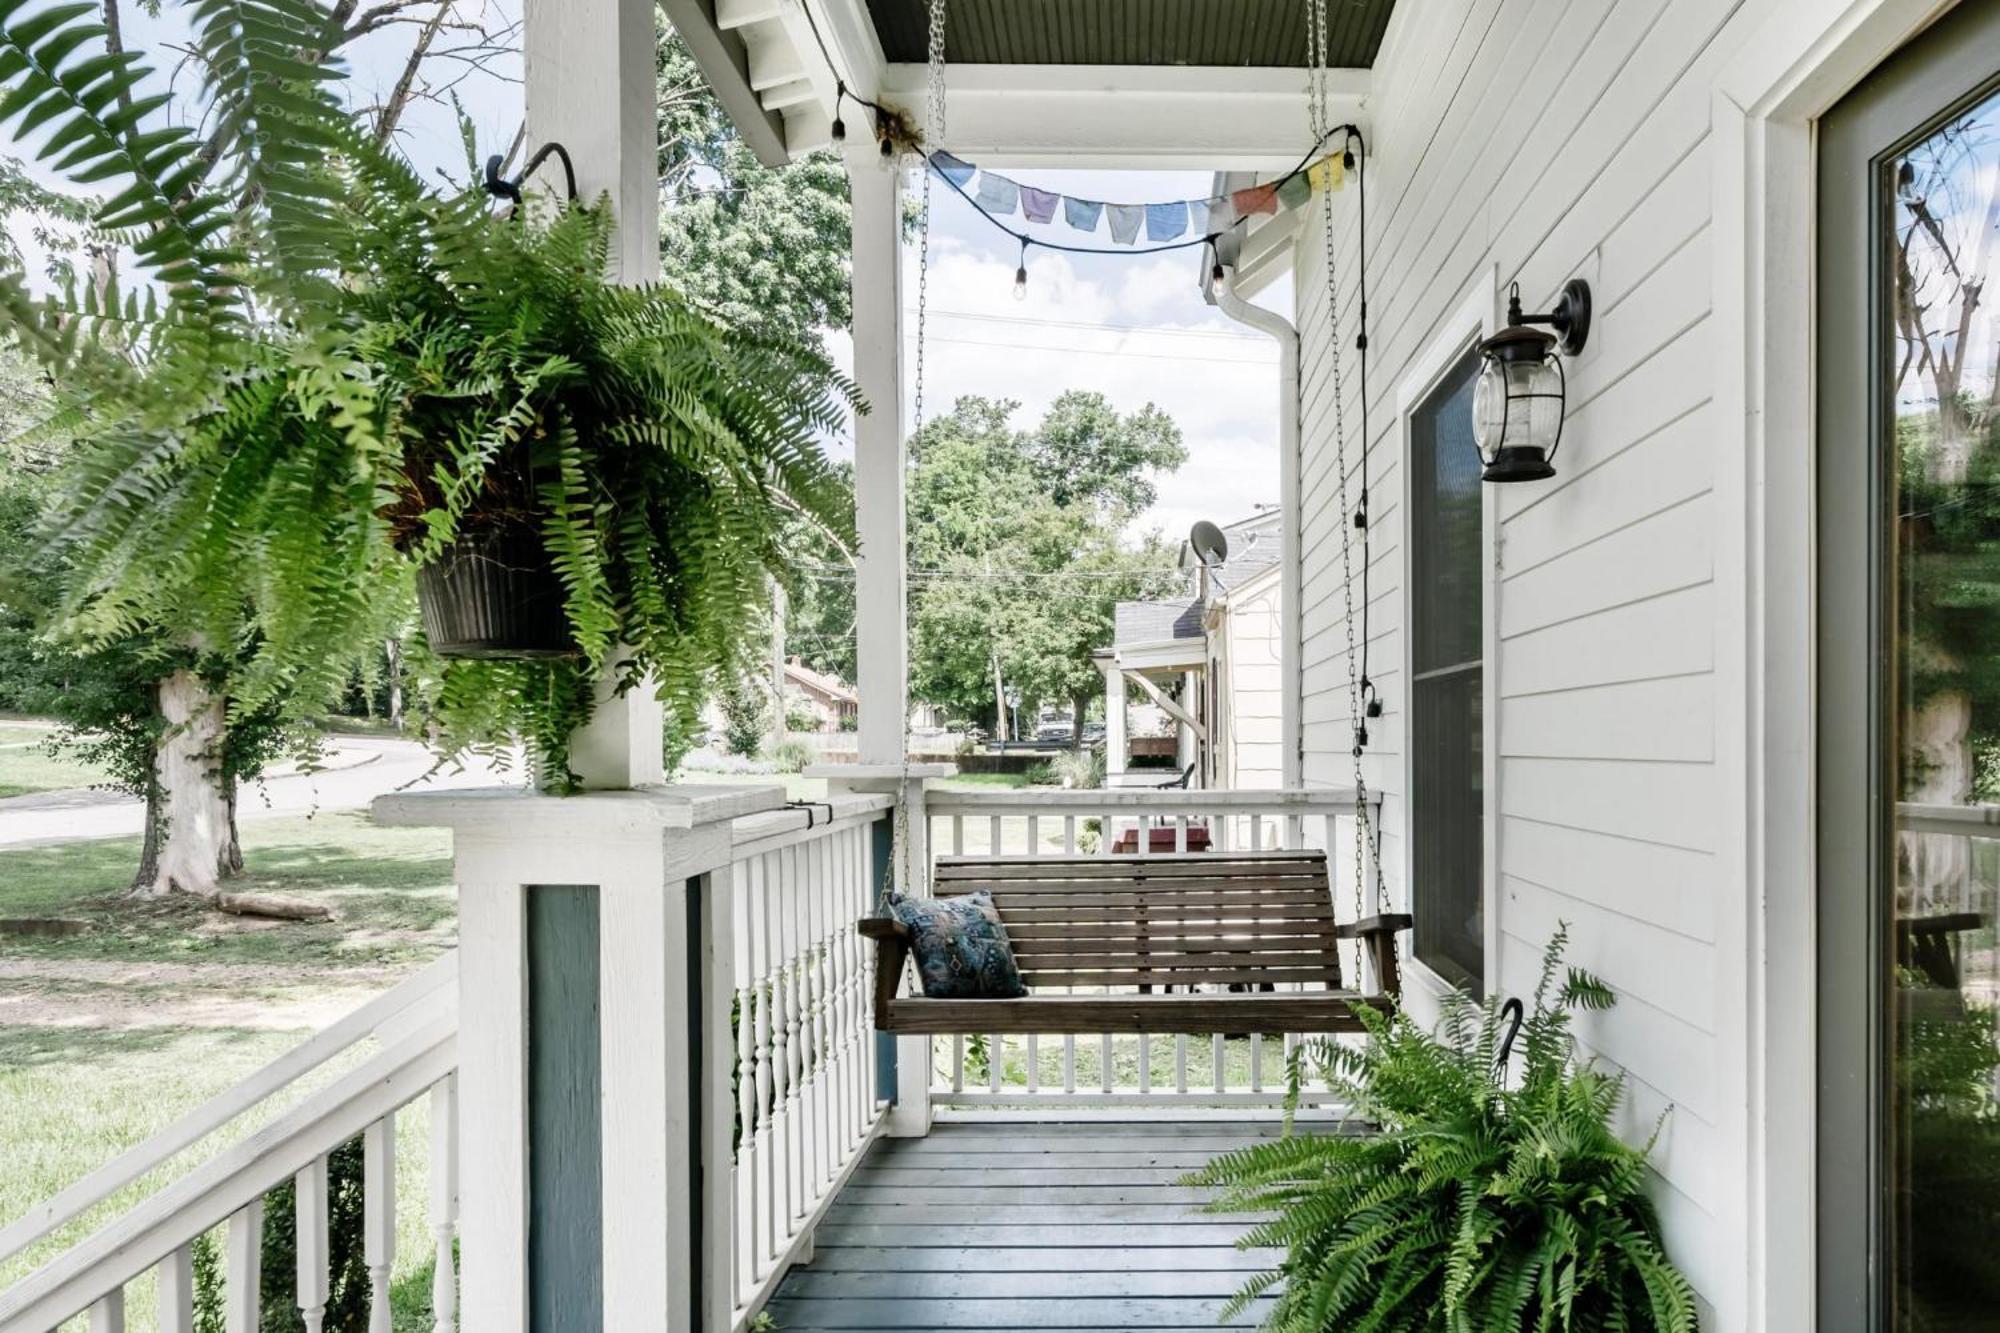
left=1187, top=926, right=1700, bottom=1332
left=0, top=1, right=857, bottom=790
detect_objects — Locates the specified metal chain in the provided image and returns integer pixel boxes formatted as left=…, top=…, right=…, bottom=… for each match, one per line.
left=885, top=0, right=949, bottom=905
left=1305, top=0, right=1382, bottom=926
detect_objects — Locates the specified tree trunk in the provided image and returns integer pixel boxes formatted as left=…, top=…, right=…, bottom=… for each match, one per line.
left=384, top=636, right=405, bottom=730
left=1070, top=695, right=1086, bottom=751
left=131, top=773, right=164, bottom=892
left=141, top=670, right=238, bottom=898
left=990, top=652, right=1007, bottom=743
left=1899, top=688, right=1974, bottom=916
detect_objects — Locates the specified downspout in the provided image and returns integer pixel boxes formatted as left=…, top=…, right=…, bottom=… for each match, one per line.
left=1207, top=264, right=1303, bottom=791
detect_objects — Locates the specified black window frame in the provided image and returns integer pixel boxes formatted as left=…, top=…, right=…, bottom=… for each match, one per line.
left=1407, top=347, right=1487, bottom=992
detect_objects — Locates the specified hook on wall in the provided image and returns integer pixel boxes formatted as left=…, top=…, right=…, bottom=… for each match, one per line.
left=482, top=141, right=580, bottom=216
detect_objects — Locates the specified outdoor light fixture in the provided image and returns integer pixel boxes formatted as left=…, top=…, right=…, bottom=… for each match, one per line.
left=1471, top=279, right=1591, bottom=483
left=1013, top=238, right=1029, bottom=302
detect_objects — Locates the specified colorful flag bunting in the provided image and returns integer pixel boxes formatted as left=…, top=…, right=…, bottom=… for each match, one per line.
left=1145, top=200, right=1188, bottom=242
left=931, top=151, right=976, bottom=187
left=1275, top=172, right=1311, bottom=212
left=1107, top=203, right=1143, bottom=245
left=974, top=172, right=1020, bottom=215
left=1232, top=183, right=1278, bottom=217
left=1063, top=196, right=1104, bottom=232
left=1187, top=199, right=1209, bottom=235
left=1020, top=186, right=1059, bottom=224
left=1308, top=156, right=1344, bottom=193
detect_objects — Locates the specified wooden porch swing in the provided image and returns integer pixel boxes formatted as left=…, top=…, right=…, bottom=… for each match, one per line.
left=855, top=0, right=1410, bottom=1038
left=860, top=849, right=1411, bottom=1034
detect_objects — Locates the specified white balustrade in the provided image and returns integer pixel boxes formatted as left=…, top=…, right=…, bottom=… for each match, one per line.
left=920, top=786, right=1385, bottom=1109
left=0, top=961, right=458, bottom=1333
left=712, top=796, right=893, bottom=1329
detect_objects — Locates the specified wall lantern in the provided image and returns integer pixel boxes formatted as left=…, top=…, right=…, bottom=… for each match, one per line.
left=1471, top=279, right=1591, bottom=483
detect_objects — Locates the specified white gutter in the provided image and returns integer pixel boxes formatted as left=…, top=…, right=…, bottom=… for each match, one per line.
left=1207, top=263, right=1303, bottom=790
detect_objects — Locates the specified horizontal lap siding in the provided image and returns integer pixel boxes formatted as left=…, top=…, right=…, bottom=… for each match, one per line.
left=1293, top=0, right=1756, bottom=1320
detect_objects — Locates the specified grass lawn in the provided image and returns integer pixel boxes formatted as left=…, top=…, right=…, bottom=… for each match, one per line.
left=0, top=741, right=109, bottom=799
left=0, top=814, right=456, bottom=1330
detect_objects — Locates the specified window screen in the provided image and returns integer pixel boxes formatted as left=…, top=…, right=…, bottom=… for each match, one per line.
left=1409, top=350, right=1485, bottom=990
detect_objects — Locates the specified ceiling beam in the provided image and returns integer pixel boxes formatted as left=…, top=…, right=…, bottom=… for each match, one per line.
left=660, top=0, right=791, bottom=167
left=867, top=63, right=1371, bottom=169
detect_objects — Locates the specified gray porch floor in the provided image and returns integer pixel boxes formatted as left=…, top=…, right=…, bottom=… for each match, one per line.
left=763, top=1116, right=1285, bottom=1330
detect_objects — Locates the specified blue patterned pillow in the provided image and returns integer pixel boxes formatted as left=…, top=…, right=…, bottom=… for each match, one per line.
left=887, top=890, right=1028, bottom=999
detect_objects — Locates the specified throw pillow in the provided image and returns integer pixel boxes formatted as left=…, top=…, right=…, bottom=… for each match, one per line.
left=887, top=890, right=1028, bottom=999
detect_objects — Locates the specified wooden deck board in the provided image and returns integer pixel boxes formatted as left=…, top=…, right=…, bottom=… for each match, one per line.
left=764, top=1118, right=1280, bottom=1329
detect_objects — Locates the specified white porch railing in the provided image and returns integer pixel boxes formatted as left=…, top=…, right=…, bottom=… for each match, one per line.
left=711, top=794, right=893, bottom=1327
left=0, top=955, right=460, bottom=1333
left=920, top=786, right=1384, bottom=1108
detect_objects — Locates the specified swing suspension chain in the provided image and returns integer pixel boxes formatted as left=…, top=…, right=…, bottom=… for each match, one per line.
left=1306, top=0, right=1382, bottom=928
left=886, top=0, right=950, bottom=907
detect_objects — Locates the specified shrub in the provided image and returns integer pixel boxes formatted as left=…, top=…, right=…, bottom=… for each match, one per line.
left=1052, top=748, right=1103, bottom=789
left=720, top=682, right=769, bottom=758
left=769, top=739, right=813, bottom=773
left=1024, top=761, right=1060, bottom=786
left=1188, top=926, right=1700, bottom=1332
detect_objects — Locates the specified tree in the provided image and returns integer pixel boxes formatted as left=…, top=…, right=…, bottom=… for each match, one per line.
left=906, top=392, right=1186, bottom=736
left=0, top=0, right=491, bottom=893
left=657, top=23, right=850, bottom=351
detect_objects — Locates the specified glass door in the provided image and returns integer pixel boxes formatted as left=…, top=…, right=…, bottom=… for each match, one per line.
left=1820, top=4, right=2000, bottom=1327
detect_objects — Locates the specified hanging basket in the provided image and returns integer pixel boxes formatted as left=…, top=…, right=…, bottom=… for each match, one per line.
left=415, top=530, right=576, bottom=659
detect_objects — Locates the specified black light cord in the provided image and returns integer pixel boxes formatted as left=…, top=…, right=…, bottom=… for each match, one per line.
left=482, top=141, right=579, bottom=213
left=1352, top=128, right=1379, bottom=732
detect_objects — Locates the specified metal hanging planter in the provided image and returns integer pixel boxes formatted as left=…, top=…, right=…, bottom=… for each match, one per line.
left=416, top=530, right=576, bottom=659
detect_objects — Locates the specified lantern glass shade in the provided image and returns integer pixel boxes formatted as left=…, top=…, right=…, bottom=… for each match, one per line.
left=1472, top=357, right=1563, bottom=454
left=1470, top=325, right=1565, bottom=483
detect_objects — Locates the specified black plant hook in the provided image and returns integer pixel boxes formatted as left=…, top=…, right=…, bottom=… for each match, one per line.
left=1495, top=997, right=1525, bottom=1069
left=482, top=141, right=580, bottom=218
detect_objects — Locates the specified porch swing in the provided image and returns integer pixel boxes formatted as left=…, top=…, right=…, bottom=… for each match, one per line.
left=858, top=0, right=1411, bottom=1037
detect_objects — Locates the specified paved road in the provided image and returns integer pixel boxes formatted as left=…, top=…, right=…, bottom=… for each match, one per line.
left=0, top=735, right=516, bottom=849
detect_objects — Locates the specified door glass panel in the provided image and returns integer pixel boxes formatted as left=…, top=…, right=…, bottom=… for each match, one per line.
left=1888, top=82, right=2000, bottom=1330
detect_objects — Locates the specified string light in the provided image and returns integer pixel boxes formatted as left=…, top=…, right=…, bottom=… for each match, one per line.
left=830, top=83, right=847, bottom=142
left=1012, top=237, right=1028, bottom=301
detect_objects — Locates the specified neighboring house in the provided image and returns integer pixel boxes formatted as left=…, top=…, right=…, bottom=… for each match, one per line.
left=1098, top=510, right=1288, bottom=789
left=780, top=657, right=857, bottom=732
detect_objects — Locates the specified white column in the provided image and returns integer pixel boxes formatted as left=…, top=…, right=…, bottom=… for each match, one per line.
left=847, top=148, right=908, bottom=765
left=525, top=0, right=663, bottom=789
left=522, top=0, right=658, bottom=281
left=1100, top=657, right=1126, bottom=784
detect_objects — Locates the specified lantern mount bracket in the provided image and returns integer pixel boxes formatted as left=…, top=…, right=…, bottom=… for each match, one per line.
left=1505, top=278, right=1591, bottom=357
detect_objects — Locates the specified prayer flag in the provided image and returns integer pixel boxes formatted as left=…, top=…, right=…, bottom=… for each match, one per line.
left=974, top=172, right=1020, bottom=215
left=1021, top=186, right=1059, bottom=224
left=1145, top=200, right=1188, bottom=242
left=1275, top=172, right=1311, bottom=211
left=1063, top=196, right=1104, bottom=232
left=1107, top=203, right=1143, bottom=244
left=1231, top=183, right=1278, bottom=216
left=930, top=151, right=976, bottom=187
left=1308, top=156, right=1345, bottom=193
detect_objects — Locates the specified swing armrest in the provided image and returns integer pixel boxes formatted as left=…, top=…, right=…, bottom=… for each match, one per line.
left=1335, top=913, right=1415, bottom=998
left=859, top=916, right=912, bottom=1022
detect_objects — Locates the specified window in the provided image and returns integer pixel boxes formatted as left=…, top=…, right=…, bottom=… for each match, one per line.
left=1409, top=349, right=1485, bottom=990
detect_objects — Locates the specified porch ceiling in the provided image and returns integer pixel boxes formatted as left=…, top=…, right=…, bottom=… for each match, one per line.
left=863, top=0, right=1395, bottom=67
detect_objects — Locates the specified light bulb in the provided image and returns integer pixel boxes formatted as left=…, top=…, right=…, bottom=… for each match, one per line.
left=1013, top=266, right=1028, bottom=301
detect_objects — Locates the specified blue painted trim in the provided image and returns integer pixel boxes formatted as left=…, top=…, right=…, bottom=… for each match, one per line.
left=871, top=815, right=899, bottom=1105
left=527, top=886, right=603, bottom=1333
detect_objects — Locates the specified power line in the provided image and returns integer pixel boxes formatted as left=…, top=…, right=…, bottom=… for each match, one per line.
left=908, top=308, right=1269, bottom=342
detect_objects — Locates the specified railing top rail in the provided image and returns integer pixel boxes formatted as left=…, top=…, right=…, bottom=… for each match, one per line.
left=0, top=951, right=458, bottom=1269
left=922, top=786, right=1375, bottom=814
left=0, top=1021, right=456, bottom=1330
left=729, top=792, right=894, bottom=860
left=1898, top=801, right=2000, bottom=834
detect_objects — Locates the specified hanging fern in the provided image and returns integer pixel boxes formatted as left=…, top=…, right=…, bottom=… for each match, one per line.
left=1187, top=926, right=1701, bottom=1333
left=1, top=2, right=857, bottom=790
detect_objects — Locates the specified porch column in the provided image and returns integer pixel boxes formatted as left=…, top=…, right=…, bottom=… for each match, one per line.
left=526, top=0, right=665, bottom=791
left=1099, top=653, right=1127, bottom=784
left=847, top=148, right=908, bottom=765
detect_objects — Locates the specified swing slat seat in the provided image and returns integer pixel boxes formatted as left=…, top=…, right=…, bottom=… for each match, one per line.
left=860, top=850, right=1413, bottom=1035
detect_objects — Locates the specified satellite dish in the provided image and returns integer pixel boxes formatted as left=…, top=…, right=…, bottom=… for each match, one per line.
left=1189, top=520, right=1229, bottom=567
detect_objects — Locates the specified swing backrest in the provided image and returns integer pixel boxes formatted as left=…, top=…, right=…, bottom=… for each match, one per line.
left=933, top=850, right=1345, bottom=993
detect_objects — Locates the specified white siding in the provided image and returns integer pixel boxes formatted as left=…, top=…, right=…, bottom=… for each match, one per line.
left=1215, top=569, right=1284, bottom=789
left=1292, top=0, right=1765, bottom=1323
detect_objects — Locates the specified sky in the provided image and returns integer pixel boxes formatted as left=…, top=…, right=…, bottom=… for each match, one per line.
left=843, top=165, right=1287, bottom=547
left=9, top=3, right=1283, bottom=547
